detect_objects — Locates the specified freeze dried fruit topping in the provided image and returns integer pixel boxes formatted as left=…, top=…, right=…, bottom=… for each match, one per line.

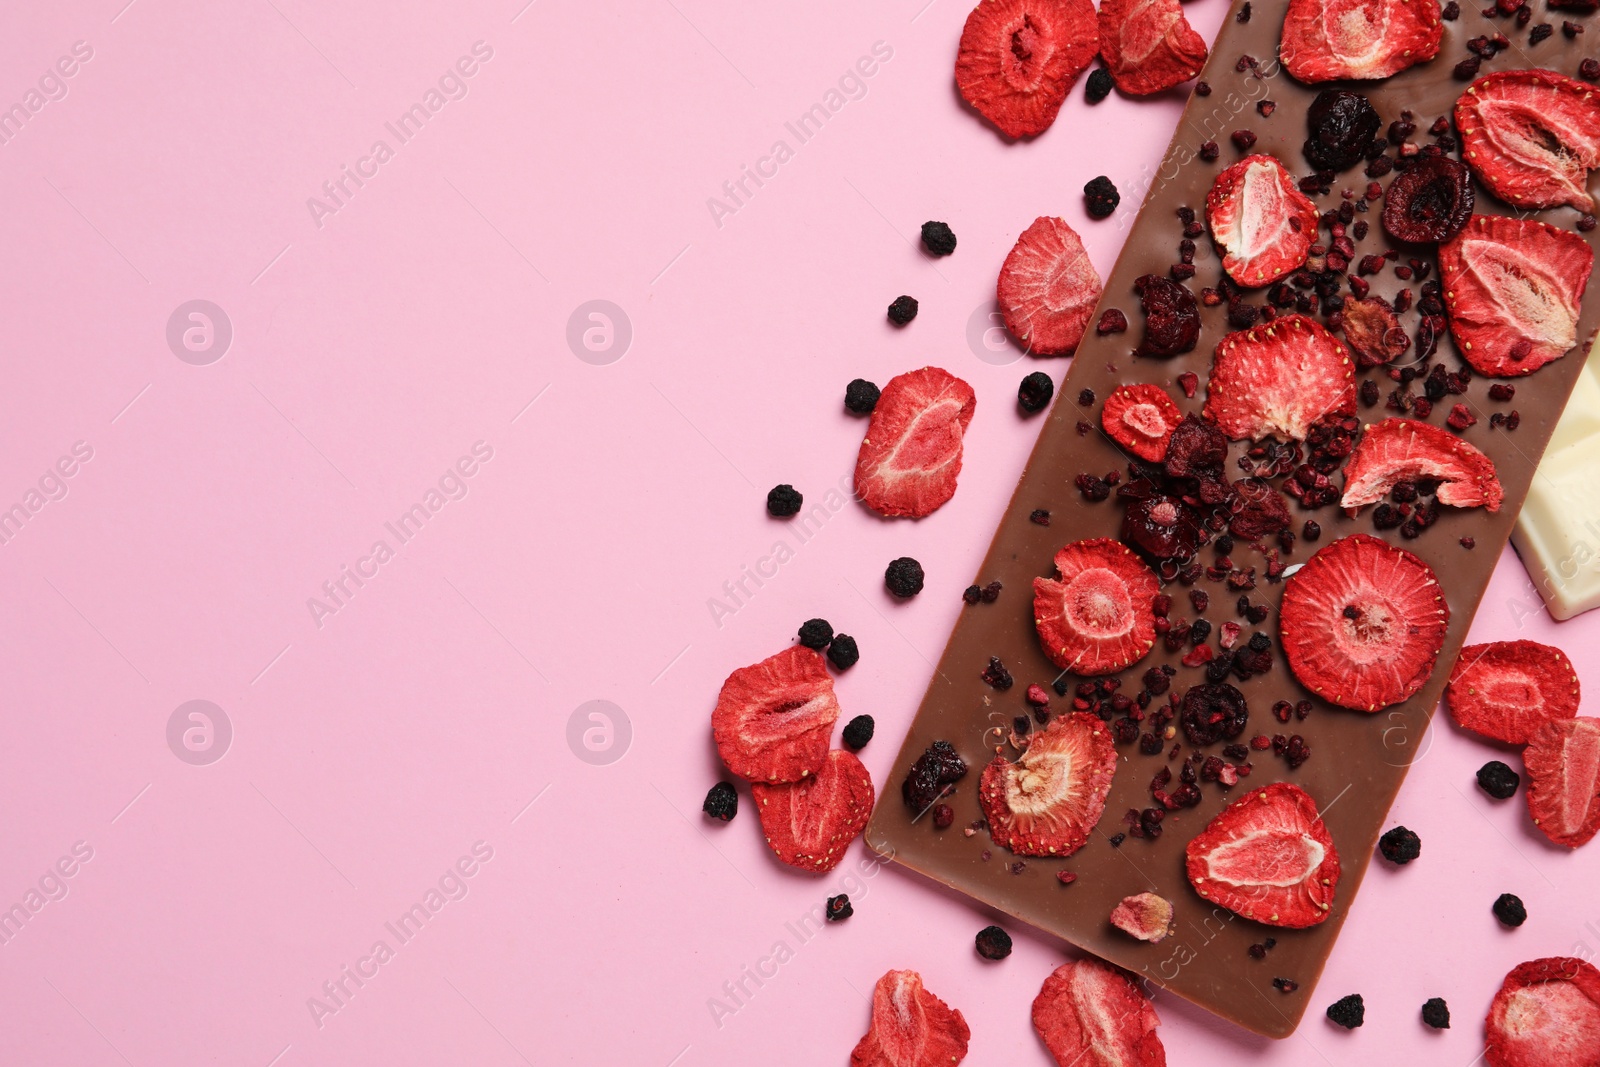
left=1281, top=0, right=1443, bottom=83
left=1203, top=316, right=1357, bottom=441
left=1134, top=274, right=1201, bottom=358
left=1456, top=69, right=1600, bottom=212
left=903, top=740, right=969, bottom=813
left=1445, top=641, right=1580, bottom=744
left=1485, top=957, right=1600, bottom=1067
left=1032, top=958, right=1167, bottom=1067
left=956, top=0, right=1099, bottom=139
left=1097, top=0, right=1208, bottom=96
left=1111, top=892, right=1175, bottom=943
left=1381, top=154, right=1475, bottom=244
left=1339, top=296, right=1410, bottom=367
left=712, top=646, right=840, bottom=782
left=851, top=968, right=972, bottom=1067
left=1185, top=782, right=1341, bottom=928
left=1101, top=383, right=1182, bottom=462
left=1525, top=717, right=1600, bottom=848
left=1439, top=215, right=1593, bottom=377
left=1180, top=682, right=1250, bottom=746
left=751, top=749, right=874, bottom=872
left=1206, top=156, right=1320, bottom=287
left=1340, top=417, right=1504, bottom=511
left=1280, top=534, right=1449, bottom=711
left=855, top=367, right=978, bottom=518
left=1303, top=90, right=1381, bottom=171
left=980, top=712, right=1117, bottom=856
left=999, top=216, right=1105, bottom=356
left=1034, top=538, right=1160, bottom=675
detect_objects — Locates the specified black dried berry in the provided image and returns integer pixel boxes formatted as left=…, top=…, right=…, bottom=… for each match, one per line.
left=1477, top=760, right=1520, bottom=800
left=1019, top=371, right=1055, bottom=412
left=826, top=894, right=853, bottom=922
left=842, top=714, right=875, bottom=751
left=981, top=656, right=1014, bottom=690
left=921, top=220, right=957, bottom=256
left=963, top=584, right=983, bottom=604
left=1305, top=90, right=1380, bottom=172
left=1493, top=892, right=1527, bottom=927
left=1084, top=175, right=1121, bottom=219
left=981, top=581, right=1003, bottom=603
left=975, top=925, right=1013, bottom=960
left=1179, top=683, right=1250, bottom=746
left=887, top=295, right=919, bottom=325
left=798, top=618, right=834, bottom=650
left=766, top=484, right=802, bottom=517
left=1134, top=274, right=1201, bottom=358
left=828, top=633, right=860, bottom=670
left=903, top=740, right=967, bottom=812
left=1326, top=993, right=1365, bottom=1029
left=1086, top=67, right=1114, bottom=103
left=703, top=781, right=738, bottom=822
left=885, top=556, right=925, bottom=598
left=1422, top=997, right=1451, bottom=1029
left=845, top=378, right=880, bottom=414
left=1379, top=825, right=1421, bottom=864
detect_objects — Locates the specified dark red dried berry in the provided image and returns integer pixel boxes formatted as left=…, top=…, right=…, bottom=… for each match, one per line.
left=1200, top=140, right=1220, bottom=161
left=1096, top=308, right=1128, bottom=334
left=1134, top=275, right=1200, bottom=359
left=932, top=803, right=954, bottom=829
left=1583, top=59, right=1600, bottom=83
left=1304, top=90, right=1381, bottom=172
left=1179, top=683, right=1250, bottom=746
left=1232, top=129, right=1258, bottom=151
left=1382, top=155, right=1474, bottom=243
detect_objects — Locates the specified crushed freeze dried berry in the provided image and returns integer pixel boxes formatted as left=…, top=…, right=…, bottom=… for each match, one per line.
left=767, top=484, right=803, bottom=516
left=1422, top=997, right=1450, bottom=1029
left=1305, top=90, right=1381, bottom=172
left=1096, top=309, right=1129, bottom=334
left=1379, top=825, right=1421, bottom=864
left=982, top=656, right=1014, bottom=690
left=1529, top=22, right=1553, bottom=43
left=1195, top=80, right=1211, bottom=96
left=982, top=581, right=1003, bottom=603
left=903, top=740, right=967, bottom=812
left=887, top=295, right=919, bottom=325
left=703, top=781, right=739, bottom=821
left=932, top=803, right=954, bottom=829
left=1019, top=371, right=1055, bottom=412
left=843, top=714, right=875, bottom=751
left=1056, top=870, right=1077, bottom=885
left=1584, top=59, right=1600, bottom=82
left=845, top=378, right=881, bottom=414
left=1109, top=832, right=1126, bottom=847
left=1274, top=978, right=1300, bottom=993
left=1237, top=1, right=1252, bottom=20
left=1327, top=994, right=1366, bottom=1029
left=1086, top=67, right=1114, bottom=103
left=799, top=618, right=834, bottom=650
left=885, top=557, right=925, bottom=598
left=1078, top=388, right=1096, bottom=406
left=975, top=926, right=1013, bottom=960
left=1029, top=509, right=1051, bottom=526
left=1180, top=683, right=1250, bottom=746
left=1477, top=760, right=1520, bottom=799
left=1443, top=0, right=1460, bottom=16
left=1493, top=892, right=1526, bottom=927
left=1177, top=371, right=1198, bottom=398
left=920, top=220, right=957, bottom=256
left=1084, top=176, right=1121, bottom=219
left=963, top=584, right=982, bottom=605
left=1461, top=536, right=1476, bottom=549
left=828, top=634, right=860, bottom=670
left=826, top=894, right=853, bottom=921
left=1232, top=129, right=1257, bottom=150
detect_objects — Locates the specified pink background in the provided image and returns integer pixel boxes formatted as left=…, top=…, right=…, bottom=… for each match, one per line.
left=1, top=0, right=1596, bottom=1063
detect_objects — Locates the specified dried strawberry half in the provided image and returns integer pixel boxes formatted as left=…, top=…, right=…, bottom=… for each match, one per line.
left=1485, top=957, right=1600, bottom=1067
left=1034, top=538, right=1159, bottom=675
left=1032, top=958, right=1167, bottom=1067
left=1185, top=782, right=1341, bottom=928
left=751, top=749, right=874, bottom=872
left=713, top=646, right=840, bottom=782
left=1206, top=155, right=1320, bottom=288
left=1098, top=0, right=1207, bottom=96
left=1457, top=70, right=1600, bottom=212
left=1440, top=215, right=1594, bottom=377
left=1525, top=717, right=1600, bottom=849
left=851, top=969, right=971, bottom=1067
left=1280, top=534, right=1449, bottom=711
left=1102, top=383, right=1182, bottom=461
left=855, top=367, right=977, bottom=518
left=999, top=216, right=1104, bottom=356
left=1446, top=641, right=1580, bottom=745
left=980, top=712, right=1117, bottom=856
left=1281, top=0, right=1443, bottom=83
left=957, top=0, right=1099, bottom=140
left=1203, top=315, right=1356, bottom=441
left=1340, top=417, right=1503, bottom=511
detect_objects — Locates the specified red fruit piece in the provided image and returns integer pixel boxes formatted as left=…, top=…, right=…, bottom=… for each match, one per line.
left=1102, top=383, right=1182, bottom=461
left=1339, top=296, right=1410, bottom=367
left=1525, top=717, right=1600, bottom=848
left=1281, top=0, right=1443, bottom=82
left=1206, top=155, right=1320, bottom=288
left=1446, top=641, right=1580, bottom=745
left=752, top=749, right=874, bottom=872
left=1440, top=215, right=1594, bottom=377
left=1456, top=70, right=1600, bottom=212
left=1280, top=534, right=1449, bottom=711
left=999, top=216, right=1105, bottom=356
left=1185, top=782, right=1341, bottom=928
left=980, top=712, right=1117, bottom=856
left=1032, top=958, right=1167, bottom=1067
left=713, top=646, right=840, bottom=782
left=1486, top=957, right=1600, bottom=1067
left=1110, top=892, right=1175, bottom=943
left=1340, top=417, right=1503, bottom=511
left=957, top=0, right=1099, bottom=139
left=855, top=367, right=977, bottom=518
left=851, top=969, right=971, bottom=1067
left=1098, top=0, right=1208, bottom=96
left=1203, top=316, right=1356, bottom=441
left=1034, top=538, right=1159, bottom=675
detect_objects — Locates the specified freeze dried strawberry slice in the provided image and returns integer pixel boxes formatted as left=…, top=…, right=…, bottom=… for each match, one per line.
left=1203, top=316, right=1356, bottom=441
left=1440, top=215, right=1593, bottom=377
left=752, top=749, right=874, bottom=872
left=1206, top=156, right=1320, bottom=288
left=956, top=0, right=1099, bottom=139
left=1102, top=384, right=1182, bottom=461
left=999, top=217, right=1104, bottom=356
left=981, top=712, right=1117, bottom=856
left=1280, top=534, right=1449, bottom=711
left=855, top=367, right=977, bottom=518
left=1525, top=718, right=1600, bottom=849
left=1098, top=0, right=1207, bottom=96
left=713, top=646, right=840, bottom=782
left=1281, top=0, right=1443, bottom=83
left=1486, top=957, right=1600, bottom=1067
left=1446, top=641, right=1580, bottom=745
left=1457, top=70, right=1600, bottom=212
left=1340, top=417, right=1503, bottom=511
left=1110, top=893, right=1175, bottom=943
left=1032, top=958, right=1167, bottom=1067
left=1034, top=538, right=1159, bottom=675
left=851, top=969, right=971, bottom=1067
left=1185, top=782, right=1341, bottom=928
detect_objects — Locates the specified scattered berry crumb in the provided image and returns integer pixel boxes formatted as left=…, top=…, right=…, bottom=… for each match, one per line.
left=974, top=925, right=1013, bottom=960
left=826, top=894, right=853, bottom=922
left=843, top=714, right=875, bottom=751
left=1379, top=826, right=1421, bottom=864
left=798, top=617, right=833, bottom=650
left=887, top=295, right=918, bottom=325
left=1493, top=892, right=1527, bottom=927
left=885, top=557, right=925, bottom=598
left=1273, top=978, right=1300, bottom=994
left=1030, top=509, right=1051, bottom=526
left=766, top=484, right=803, bottom=517
left=1019, top=371, right=1055, bottom=413
left=845, top=378, right=880, bottom=415
left=1422, top=997, right=1451, bottom=1029
left=932, top=803, right=954, bottom=829
left=920, top=221, right=957, bottom=256
left=1056, top=870, right=1077, bottom=885
left=1084, top=176, right=1121, bottom=219
left=703, top=781, right=738, bottom=822
left=1477, top=760, right=1519, bottom=799
left=1326, top=994, right=1365, bottom=1029
left=828, top=634, right=859, bottom=670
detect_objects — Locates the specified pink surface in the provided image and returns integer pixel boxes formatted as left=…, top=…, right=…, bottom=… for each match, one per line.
left=2, top=0, right=1596, bottom=1063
